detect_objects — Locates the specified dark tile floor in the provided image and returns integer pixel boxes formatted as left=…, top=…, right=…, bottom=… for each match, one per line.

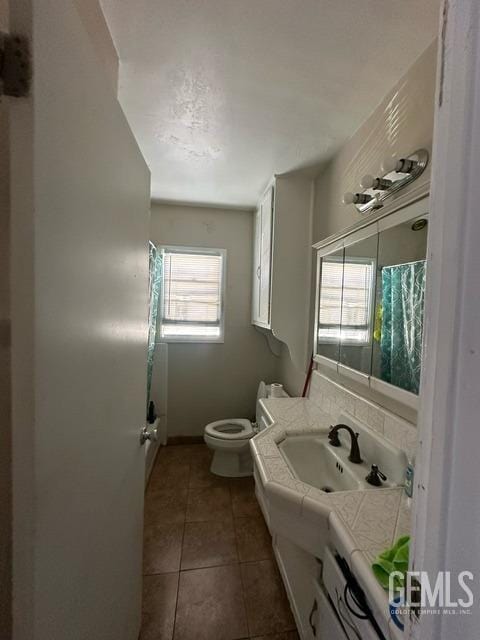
left=140, top=444, right=299, bottom=640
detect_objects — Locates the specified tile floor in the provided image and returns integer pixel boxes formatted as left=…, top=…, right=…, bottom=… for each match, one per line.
left=140, top=444, right=299, bottom=640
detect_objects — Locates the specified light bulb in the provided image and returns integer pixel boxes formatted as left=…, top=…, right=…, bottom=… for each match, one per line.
left=343, top=192, right=373, bottom=206
left=342, top=192, right=356, bottom=205
left=360, top=174, right=376, bottom=189
left=381, top=157, right=399, bottom=173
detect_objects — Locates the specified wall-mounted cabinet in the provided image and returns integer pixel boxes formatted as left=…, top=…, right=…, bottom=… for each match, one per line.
left=252, top=187, right=274, bottom=327
left=252, top=175, right=313, bottom=372
left=314, top=196, right=429, bottom=409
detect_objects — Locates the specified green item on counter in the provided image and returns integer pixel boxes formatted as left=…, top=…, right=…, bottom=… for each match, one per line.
left=372, top=535, right=410, bottom=590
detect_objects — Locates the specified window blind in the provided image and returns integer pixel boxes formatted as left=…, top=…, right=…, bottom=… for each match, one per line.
left=161, top=248, right=224, bottom=340
left=318, top=259, right=344, bottom=327
left=318, top=258, right=373, bottom=344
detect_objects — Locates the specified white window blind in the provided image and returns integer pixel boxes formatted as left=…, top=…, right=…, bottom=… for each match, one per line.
left=160, top=247, right=225, bottom=341
left=318, top=258, right=344, bottom=341
left=318, top=258, right=374, bottom=344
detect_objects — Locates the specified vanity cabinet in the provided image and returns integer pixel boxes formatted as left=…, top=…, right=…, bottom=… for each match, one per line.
left=252, top=175, right=313, bottom=371
left=314, top=196, right=429, bottom=408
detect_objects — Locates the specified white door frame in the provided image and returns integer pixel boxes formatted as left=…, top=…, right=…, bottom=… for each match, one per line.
left=410, top=1, right=480, bottom=637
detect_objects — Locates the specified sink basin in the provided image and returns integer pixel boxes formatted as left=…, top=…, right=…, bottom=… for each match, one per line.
left=279, top=434, right=374, bottom=493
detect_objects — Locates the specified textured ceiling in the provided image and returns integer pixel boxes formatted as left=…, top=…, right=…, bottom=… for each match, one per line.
left=100, top=0, right=439, bottom=207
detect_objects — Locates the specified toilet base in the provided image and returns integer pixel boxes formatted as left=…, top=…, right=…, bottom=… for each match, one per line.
left=209, top=448, right=253, bottom=477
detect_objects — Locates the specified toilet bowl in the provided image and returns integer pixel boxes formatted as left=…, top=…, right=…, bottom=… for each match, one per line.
left=203, top=382, right=286, bottom=477
left=204, top=419, right=255, bottom=477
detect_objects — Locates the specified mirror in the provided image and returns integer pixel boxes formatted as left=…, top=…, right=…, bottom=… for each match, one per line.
left=371, top=216, right=428, bottom=394
left=339, top=234, right=378, bottom=375
left=316, top=249, right=344, bottom=362
left=314, top=200, right=429, bottom=403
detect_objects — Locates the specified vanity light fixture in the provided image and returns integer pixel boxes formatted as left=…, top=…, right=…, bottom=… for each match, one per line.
left=342, top=148, right=429, bottom=214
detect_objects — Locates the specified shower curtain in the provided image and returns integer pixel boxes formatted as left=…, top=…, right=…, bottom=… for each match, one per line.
left=380, top=260, right=426, bottom=394
left=147, top=242, right=162, bottom=407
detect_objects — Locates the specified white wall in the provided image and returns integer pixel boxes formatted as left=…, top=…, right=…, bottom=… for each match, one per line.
left=279, top=41, right=437, bottom=420
left=150, top=203, right=279, bottom=437
left=72, top=0, right=119, bottom=93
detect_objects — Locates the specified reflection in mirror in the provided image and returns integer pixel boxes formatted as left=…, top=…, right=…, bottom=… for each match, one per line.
left=372, top=216, right=428, bottom=394
left=339, top=234, right=378, bottom=374
left=316, top=249, right=344, bottom=362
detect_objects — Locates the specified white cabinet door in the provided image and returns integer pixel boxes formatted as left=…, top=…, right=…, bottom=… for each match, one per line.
left=258, top=186, right=273, bottom=326
left=274, top=534, right=320, bottom=640
left=314, top=585, right=348, bottom=639
left=252, top=206, right=262, bottom=323
left=10, top=2, right=150, bottom=639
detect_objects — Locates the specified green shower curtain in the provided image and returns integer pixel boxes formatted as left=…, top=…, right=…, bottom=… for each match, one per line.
left=381, top=260, right=426, bottom=394
left=147, top=242, right=162, bottom=407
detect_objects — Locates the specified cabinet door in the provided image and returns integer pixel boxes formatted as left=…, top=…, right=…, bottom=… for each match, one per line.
left=258, top=187, right=273, bottom=326
left=339, top=234, right=378, bottom=375
left=252, top=206, right=262, bottom=323
left=371, top=215, right=428, bottom=394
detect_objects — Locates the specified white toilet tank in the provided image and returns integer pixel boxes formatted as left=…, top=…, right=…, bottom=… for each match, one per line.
left=255, top=381, right=288, bottom=432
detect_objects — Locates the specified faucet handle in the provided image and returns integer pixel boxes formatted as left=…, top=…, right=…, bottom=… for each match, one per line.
left=377, top=465, right=387, bottom=481
left=328, top=425, right=341, bottom=447
left=366, top=464, right=387, bottom=486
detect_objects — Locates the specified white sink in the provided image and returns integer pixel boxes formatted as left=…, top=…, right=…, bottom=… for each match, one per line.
left=279, top=434, right=365, bottom=492
left=278, top=413, right=409, bottom=494
left=278, top=432, right=401, bottom=493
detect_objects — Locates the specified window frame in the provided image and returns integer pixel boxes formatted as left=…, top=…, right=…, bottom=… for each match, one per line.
left=158, top=245, right=227, bottom=344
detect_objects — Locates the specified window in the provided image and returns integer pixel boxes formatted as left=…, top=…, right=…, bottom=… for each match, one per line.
left=318, top=257, right=374, bottom=345
left=317, top=255, right=344, bottom=342
left=159, top=246, right=226, bottom=342
left=340, top=259, right=375, bottom=344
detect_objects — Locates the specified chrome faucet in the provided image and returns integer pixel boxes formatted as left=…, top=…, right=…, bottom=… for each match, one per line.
left=328, top=424, right=363, bottom=464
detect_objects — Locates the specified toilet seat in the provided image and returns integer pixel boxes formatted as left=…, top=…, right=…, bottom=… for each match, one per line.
left=204, top=418, right=254, bottom=441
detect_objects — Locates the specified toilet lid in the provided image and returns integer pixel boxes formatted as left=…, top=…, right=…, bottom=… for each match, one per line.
left=205, top=418, right=254, bottom=440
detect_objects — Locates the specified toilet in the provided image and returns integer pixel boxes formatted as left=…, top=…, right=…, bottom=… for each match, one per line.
left=204, top=382, right=286, bottom=477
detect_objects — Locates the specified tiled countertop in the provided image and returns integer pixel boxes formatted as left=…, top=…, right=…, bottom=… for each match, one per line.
left=250, top=396, right=411, bottom=622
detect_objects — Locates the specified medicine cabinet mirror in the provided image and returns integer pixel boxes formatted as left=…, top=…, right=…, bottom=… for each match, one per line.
left=314, top=197, right=429, bottom=407
left=339, top=234, right=378, bottom=375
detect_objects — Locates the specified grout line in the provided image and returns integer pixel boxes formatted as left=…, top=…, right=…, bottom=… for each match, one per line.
left=170, top=455, right=194, bottom=640
left=231, top=486, right=241, bottom=567
left=234, top=483, right=254, bottom=638
left=179, top=560, right=240, bottom=573
left=390, top=490, right=404, bottom=544
left=143, top=569, right=180, bottom=577
left=172, top=556, right=276, bottom=576
left=168, top=570, right=180, bottom=640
